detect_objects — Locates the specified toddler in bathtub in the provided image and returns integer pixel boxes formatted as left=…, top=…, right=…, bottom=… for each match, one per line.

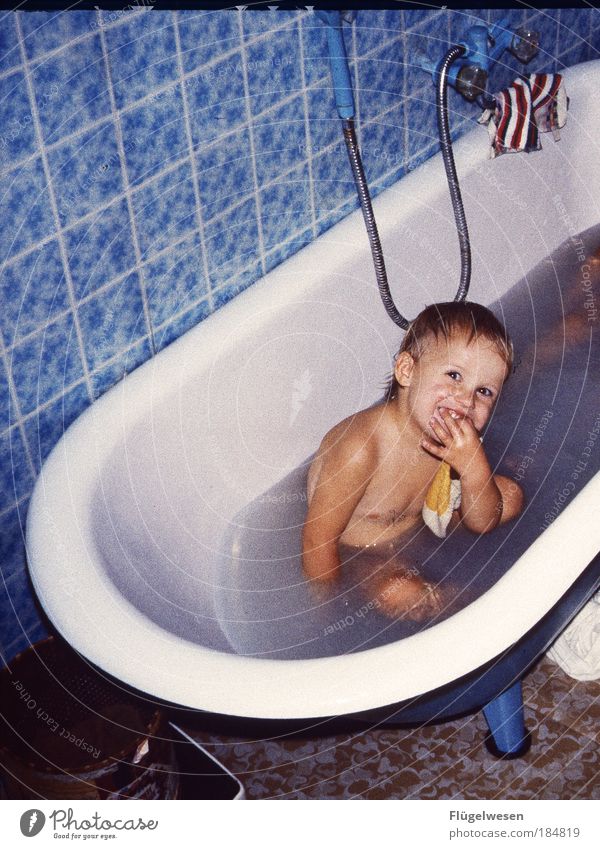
left=302, top=301, right=524, bottom=620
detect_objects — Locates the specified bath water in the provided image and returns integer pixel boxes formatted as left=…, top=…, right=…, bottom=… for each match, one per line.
left=214, top=226, right=600, bottom=659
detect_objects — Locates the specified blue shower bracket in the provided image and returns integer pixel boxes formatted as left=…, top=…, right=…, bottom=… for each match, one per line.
left=315, top=9, right=356, bottom=119
left=416, top=15, right=524, bottom=91
left=482, top=680, right=532, bottom=758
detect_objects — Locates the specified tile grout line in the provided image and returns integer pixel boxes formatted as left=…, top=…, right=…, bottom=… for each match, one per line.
left=96, top=9, right=156, bottom=357
left=77, top=228, right=196, bottom=306
left=298, top=14, right=317, bottom=238
left=14, top=13, right=95, bottom=407
left=0, top=335, right=37, bottom=481
left=237, top=8, right=266, bottom=277
left=0, top=493, right=30, bottom=523
left=172, top=10, right=214, bottom=312
left=152, top=296, right=209, bottom=338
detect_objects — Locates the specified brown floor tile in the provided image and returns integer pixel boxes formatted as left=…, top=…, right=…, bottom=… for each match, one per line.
left=181, top=660, right=599, bottom=799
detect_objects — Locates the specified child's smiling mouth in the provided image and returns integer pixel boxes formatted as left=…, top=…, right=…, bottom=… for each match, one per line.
left=431, top=406, right=467, bottom=427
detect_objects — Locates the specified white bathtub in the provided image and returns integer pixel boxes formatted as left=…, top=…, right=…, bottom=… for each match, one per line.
left=27, top=61, right=600, bottom=720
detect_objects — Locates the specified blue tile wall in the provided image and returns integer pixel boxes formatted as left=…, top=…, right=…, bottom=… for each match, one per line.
left=0, top=360, right=11, bottom=434
left=78, top=273, right=147, bottom=371
left=10, top=313, right=85, bottom=416
left=300, top=19, right=328, bottom=88
left=196, top=125, right=254, bottom=222
left=19, top=10, right=95, bottom=60
left=0, top=503, right=28, bottom=583
left=0, top=12, right=20, bottom=74
left=245, top=21, right=303, bottom=117
left=104, top=11, right=179, bottom=111
left=0, top=428, right=33, bottom=514
left=0, top=69, right=37, bottom=171
left=48, top=120, right=124, bottom=228
left=184, top=50, right=246, bottom=147
left=25, top=382, right=90, bottom=473
left=121, top=84, right=187, bottom=187
left=31, top=33, right=111, bottom=146
left=64, top=199, right=136, bottom=301
left=145, top=231, right=207, bottom=328
left=253, top=96, right=307, bottom=187
left=0, top=238, right=68, bottom=345
left=177, top=10, right=239, bottom=74
left=1, top=156, right=55, bottom=260
left=132, top=159, right=197, bottom=258
left=1, top=7, right=599, bottom=662
left=260, top=163, right=312, bottom=251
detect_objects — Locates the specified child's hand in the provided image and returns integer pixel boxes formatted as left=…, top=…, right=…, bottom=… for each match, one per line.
left=421, top=407, right=486, bottom=478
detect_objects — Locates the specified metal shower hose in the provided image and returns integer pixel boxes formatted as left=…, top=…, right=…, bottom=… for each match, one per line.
left=342, top=43, right=472, bottom=330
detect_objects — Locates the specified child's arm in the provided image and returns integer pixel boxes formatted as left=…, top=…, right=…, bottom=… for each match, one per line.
left=421, top=407, right=524, bottom=533
left=302, top=428, right=375, bottom=582
left=458, top=460, right=524, bottom=533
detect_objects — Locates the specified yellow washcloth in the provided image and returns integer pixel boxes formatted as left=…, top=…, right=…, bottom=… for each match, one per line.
left=422, top=461, right=462, bottom=538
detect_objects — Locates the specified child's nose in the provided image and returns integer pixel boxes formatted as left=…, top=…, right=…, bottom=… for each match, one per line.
left=453, top=387, right=475, bottom=409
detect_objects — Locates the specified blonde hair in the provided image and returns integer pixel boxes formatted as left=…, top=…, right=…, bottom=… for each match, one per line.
left=385, top=301, right=513, bottom=402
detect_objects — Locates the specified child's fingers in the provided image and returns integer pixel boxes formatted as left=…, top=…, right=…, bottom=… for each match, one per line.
left=429, top=415, right=452, bottom=444
left=438, top=407, right=463, bottom=435
left=421, top=437, right=446, bottom=458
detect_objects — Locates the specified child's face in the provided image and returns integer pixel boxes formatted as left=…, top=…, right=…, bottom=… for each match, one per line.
left=395, top=331, right=508, bottom=438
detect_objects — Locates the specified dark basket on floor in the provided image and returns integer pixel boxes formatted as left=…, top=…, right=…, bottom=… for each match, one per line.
left=0, top=636, right=179, bottom=799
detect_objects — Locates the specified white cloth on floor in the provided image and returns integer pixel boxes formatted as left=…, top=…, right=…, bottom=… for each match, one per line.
left=546, top=591, right=600, bottom=680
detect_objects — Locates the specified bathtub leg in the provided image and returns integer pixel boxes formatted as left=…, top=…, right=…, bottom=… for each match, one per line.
left=482, top=681, right=532, bottom=759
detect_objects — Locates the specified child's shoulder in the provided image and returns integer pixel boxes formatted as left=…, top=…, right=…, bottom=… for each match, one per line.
left=321, top=402, right=389, bottom=452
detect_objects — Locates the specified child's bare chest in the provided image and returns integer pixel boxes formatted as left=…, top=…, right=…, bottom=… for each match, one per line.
left=353, top=449, right=439, bottom=526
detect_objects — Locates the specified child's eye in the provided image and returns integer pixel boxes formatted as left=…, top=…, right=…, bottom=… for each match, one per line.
left=478, top=387, right=494, bottom=398
left=447, top=371, right=461, bottom=381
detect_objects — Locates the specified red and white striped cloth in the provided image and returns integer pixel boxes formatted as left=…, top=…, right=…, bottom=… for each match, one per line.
left=479, top=73, right=568, bottom=158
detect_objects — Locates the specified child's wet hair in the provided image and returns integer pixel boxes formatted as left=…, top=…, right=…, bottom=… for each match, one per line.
left=384, top=301, right=513, bottom=402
